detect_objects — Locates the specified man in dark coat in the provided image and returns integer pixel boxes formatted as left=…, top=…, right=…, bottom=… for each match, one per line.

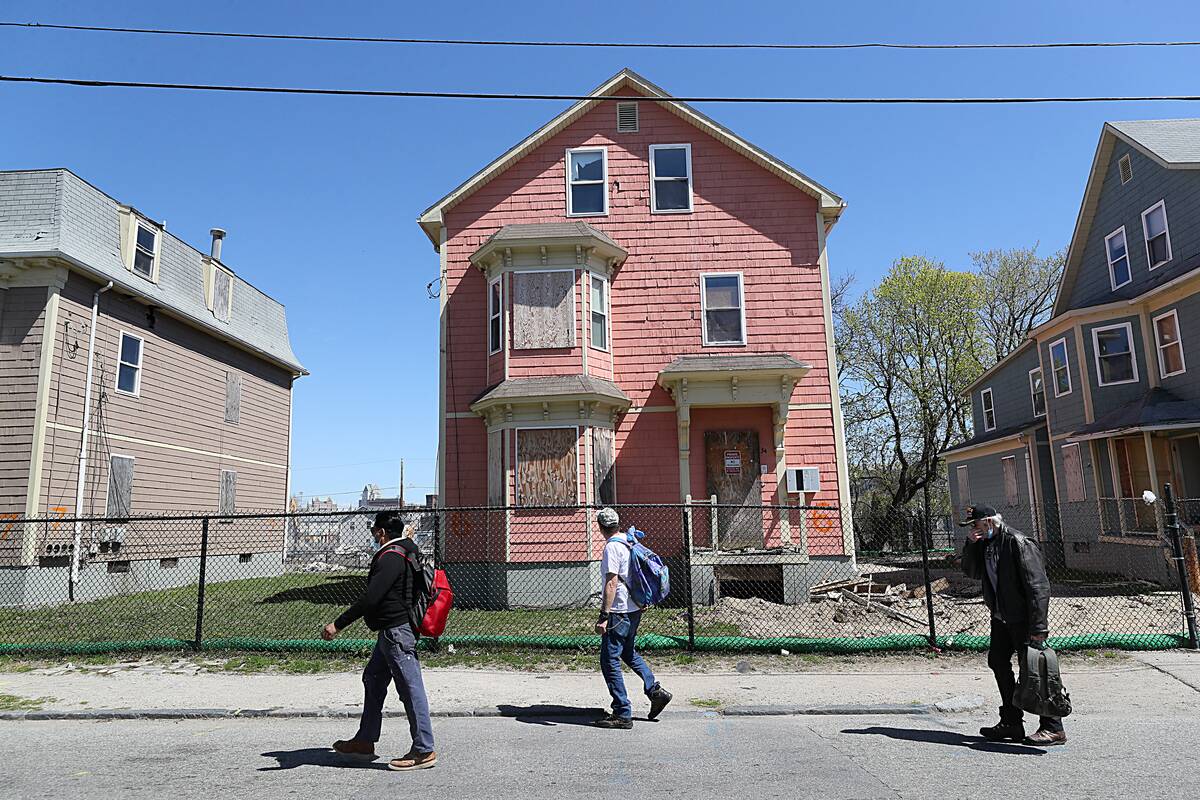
left=960, top=504, right=1066, bottom=746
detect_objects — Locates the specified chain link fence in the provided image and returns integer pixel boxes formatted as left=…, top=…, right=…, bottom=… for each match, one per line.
left=0, top=499, right=1196, bottom=656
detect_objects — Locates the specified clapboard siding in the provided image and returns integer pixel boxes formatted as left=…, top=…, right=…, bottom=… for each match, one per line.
left=0, top=287, right=47, bottom=518
left=971, top=345, right=1042, bottom=437
left=1081, top=314, right=1148, bottom=416
left=1148, top=291, right=1200, bottom=402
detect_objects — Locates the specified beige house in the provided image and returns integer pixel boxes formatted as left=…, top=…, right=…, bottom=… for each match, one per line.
left=0, top=169, right=305, bottom=603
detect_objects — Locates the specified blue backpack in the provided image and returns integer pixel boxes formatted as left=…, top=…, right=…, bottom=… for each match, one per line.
left=622, top=527, right=670, bottom=607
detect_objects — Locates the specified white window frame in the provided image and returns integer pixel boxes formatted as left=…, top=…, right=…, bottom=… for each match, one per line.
left=565, top=147, right=608, bottom=217
left=131, top=220, right=160, bottom=281
left=1049, top=338, right=1073, bottom=398
left=649, top=143, right=694, bottom=214
left=588, top=272, right=610, bottom=352
left=115, top=331, right=144, bottom=397
left=1028, top=367, right=1046, bottom=418
left=1104, top=226, right=1131, bottom=291
left=1141, top=200, right=1173, bottom=270
left=487, top=275, right=504, bottom=355
left=1091, top=321, right=1140, bottom=387
left=513, top=425, right=581, bottom=505
left=1152, top=308, right=1187, bottom=378
left=700, top=271, right=747, bottom=347
left=980, top=387, right=996, bottom=432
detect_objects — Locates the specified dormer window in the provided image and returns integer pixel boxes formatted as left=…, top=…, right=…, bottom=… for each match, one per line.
left=566, top=147, right=607, bottom=216
left=133, top=223, right=158, bottom=279
left=119, top=208, right=161, bottom=282
left=206, top=261, right=234, bottom=323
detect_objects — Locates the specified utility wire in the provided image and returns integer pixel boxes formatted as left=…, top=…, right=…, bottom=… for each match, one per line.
left=3, top=74, right=1200, bottom=104
left=4, top=21, right=1200, bottom=51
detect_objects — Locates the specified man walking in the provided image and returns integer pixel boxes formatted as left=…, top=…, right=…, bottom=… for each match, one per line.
left=593, top=507, right=672, bottom=729
left=323, top=511, right=437, bottom=770
left=960, top=504, right=1066, bottom=746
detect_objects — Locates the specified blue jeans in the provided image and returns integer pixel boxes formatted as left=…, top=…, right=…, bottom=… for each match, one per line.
left=600, top=610, right=657, bottom=719
left=354, top=623, right=435, bottom=753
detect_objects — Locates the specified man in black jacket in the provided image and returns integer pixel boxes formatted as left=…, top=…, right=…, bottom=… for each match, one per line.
left=960, top=504, right=1066, bottom=746
left=322, top=511, right=436, bottom=770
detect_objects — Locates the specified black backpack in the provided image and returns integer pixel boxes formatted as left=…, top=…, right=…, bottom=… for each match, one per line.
left=1015, top=644, right=1073, bottom=718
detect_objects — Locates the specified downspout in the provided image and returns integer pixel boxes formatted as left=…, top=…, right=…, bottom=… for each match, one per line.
left=70, top=280, right=113, bottom=601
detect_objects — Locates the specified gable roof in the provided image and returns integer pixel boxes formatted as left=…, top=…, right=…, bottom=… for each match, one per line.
left=417, top=68, right=845, bottom=249
left=1053, top=119, right=1200, bottom=316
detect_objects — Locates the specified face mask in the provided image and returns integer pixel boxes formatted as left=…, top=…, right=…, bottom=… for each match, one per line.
left=984, top=525, right=997, bottom=539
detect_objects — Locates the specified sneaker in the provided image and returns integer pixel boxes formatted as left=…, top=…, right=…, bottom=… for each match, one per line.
left=593, top=713, right=633, bottom=730
left=332, top=738, right=376, bottom=759
left=1025, top=729, right=1067, bottom=746
left=979, top=721, right=1026, bottom=743
left=388, top=751, right=437, bottom=771
left=647, top=684, right=673, bottom=720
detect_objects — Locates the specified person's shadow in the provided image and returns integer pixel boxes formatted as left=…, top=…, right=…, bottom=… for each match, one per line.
left=259, top=748, right=390, bottom=771
left=496, top=704, right=649, bottom=727
left=841, top=726, right=1047, bottom=755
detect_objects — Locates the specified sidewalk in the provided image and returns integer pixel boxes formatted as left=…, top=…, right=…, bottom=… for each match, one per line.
left=2, top=651, right=1197, bottom=720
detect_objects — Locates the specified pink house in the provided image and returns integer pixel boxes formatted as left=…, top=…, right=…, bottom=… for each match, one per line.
left=418, top=70, right=855, bottom=607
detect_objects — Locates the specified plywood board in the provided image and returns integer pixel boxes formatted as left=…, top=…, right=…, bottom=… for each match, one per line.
left=512, top=271, right=574, bottom=350
left=516, top=427, right=577, bottom=505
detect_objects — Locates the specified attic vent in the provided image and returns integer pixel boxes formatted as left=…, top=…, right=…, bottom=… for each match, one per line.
left=1119, top=153, right=1133, bottom=185
left=616, top=102, right=639, bottom=133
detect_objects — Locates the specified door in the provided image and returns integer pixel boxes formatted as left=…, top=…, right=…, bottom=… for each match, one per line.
left=1172, top=435, right=1200, bottom=524
left=705, top=430, right=763, bottom=550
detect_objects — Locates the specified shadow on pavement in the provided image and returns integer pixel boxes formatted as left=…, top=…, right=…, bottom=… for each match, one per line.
left=495, top=704, right=612, bottom=727
left=259, top=748, right=390, bottom=771
left=841, top=726, right=1047, bottom=756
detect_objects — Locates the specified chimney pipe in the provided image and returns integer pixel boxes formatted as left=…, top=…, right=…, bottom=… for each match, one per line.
left=210, top=228, right=227, bottom=261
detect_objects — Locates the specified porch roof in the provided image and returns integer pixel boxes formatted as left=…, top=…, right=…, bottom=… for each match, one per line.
left=1068, top=388, right=1200, bottom=441
left=470, top=374, right=631, bottom=410
left=658, top=353, right=811, bottom=380
left=940, top=420, right=1045, bottom=458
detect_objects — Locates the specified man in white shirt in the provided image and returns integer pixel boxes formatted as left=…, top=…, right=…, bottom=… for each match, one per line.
left=593, top=507, right=672, bottom=729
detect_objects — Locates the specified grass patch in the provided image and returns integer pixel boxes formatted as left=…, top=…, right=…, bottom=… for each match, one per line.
left=0, top=693, right=54, bottom=711
left=688, top=698, right=723, bottom=708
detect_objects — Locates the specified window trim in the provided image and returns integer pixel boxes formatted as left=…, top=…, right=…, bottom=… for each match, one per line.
left=980, top=387, right=996, bottom=432
left=1028, top=367, right=1047, bottom=418
left=700, top=271, right=747, bottom=347
left=131, top=220, right=160, bottom=281
left=1152, top=308, right=1187, bottom=379
left=513, top=425, right=580, bottom=505
left=565, top=146, right=608, bottom=217
left=1141, top=199, right=1173, bottom=270
left=1048, top=337, right=1073, bottom=398
left=588, top=272, right=610, bottom=352
left=115, top=331, right=144, bottom=397
left=487, top=275, right=504, bottom=355
left=1091, top=321, right=1140, bottom=387
left=1104, top=226, right=1131, bottom=291
left=649, top=143, right=694, bottom=214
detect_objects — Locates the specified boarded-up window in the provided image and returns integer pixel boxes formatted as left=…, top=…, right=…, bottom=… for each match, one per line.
left=512, top=271, right=575, bottom=350
left=1062, top=444, right=1085, bottom=502
left=1002, top=456, right=1019, bottom=506
left=593, top=427, right=615, bottom=505
left=106, top=455, right=135, bottom=520
left=488, top=430, right=505, bottom=506
left=956, top=465, right=970, bottom=510
left=213, top=269, right=233, bottom=322
left=224, top=372, right=242, bottom=424
left=516, top=427, right=577, bottom=505
left=220, top=469, right=237, bottom=515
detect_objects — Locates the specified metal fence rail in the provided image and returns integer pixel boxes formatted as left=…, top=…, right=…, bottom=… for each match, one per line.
left=0, top=497, right=1197, bottom=655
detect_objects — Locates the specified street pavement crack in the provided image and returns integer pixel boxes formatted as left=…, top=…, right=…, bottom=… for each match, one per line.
left=1141, top=660, right=1200, bottom=693
left=804, top=721, right=906, bottom=800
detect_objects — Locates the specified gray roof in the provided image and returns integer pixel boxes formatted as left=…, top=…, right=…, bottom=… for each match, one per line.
left=1109, top=119, right=1200, bottom=165
left=472, top=375, right=630, bottom=406
left=660, top=353, right=812, bottom=375
left=484, top=222, right=623, bottom=250
left=1070, top=388, right=1200, bottom=439
left=0, top=169, right=304, bottom=374
left=940, top=420, right=1044, bottom=457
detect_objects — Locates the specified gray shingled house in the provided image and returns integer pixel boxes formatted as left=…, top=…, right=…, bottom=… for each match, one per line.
left=0, top=169, right=305, bottom=604
left=944, top=120, right=1200, bottom=584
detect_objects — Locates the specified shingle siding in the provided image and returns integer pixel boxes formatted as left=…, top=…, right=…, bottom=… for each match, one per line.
left=1067, top=140, right=1200, bottom=311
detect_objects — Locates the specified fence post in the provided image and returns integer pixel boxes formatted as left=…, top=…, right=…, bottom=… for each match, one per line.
left=918, top=510, right=938, bottom=649
left=1163, top=483, right=1200, bottom=650
left=194, top=517, right=210, bottom=652
left=433, top=509, right=442, bottom=570
left=682, top=503, right=695, bottom=652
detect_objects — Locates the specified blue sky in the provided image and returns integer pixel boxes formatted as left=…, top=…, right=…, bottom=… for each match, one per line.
left=4, top=1, right=1200, bottom=504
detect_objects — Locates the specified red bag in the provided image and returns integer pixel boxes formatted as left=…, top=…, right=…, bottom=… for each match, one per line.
left=420, top=569, right=453, bottom=638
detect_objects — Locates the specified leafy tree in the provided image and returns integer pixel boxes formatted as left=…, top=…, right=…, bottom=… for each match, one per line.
left=972, top=245, right=1065, bottom=361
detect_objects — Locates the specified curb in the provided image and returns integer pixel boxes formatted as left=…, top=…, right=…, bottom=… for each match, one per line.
left=0, top=703, right=942, bottom=721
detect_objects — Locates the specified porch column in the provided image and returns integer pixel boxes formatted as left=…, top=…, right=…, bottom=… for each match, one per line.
left=1145, top=431, right=1163, bottom=533
left=677, top=404, right=691, bottom=501
left=774, top=401, right=792, bottom=546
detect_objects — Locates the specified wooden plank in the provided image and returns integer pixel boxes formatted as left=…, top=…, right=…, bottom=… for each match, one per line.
left=592, top=427, right=615, bottom=505
left=512, top=271, right=574, bottom=350
left=840, top=589, right=926, bottom=628
left=516, top=427, right=576, bottom=505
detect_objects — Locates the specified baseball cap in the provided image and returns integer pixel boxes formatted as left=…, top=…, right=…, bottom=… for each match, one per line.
left=597, top=507, right=620, bottom=528
left=957, top=504, right=998, bottom=526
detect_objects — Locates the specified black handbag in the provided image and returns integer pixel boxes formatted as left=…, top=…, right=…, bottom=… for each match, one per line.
left=1016, top=643, right=1073, bottom=718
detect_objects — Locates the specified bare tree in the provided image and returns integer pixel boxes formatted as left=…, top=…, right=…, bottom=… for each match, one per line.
left=972, top=245, right=1065, bottom=361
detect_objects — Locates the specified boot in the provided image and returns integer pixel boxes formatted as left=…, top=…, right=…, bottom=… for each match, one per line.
left=979, top=707, right=1025, bottom=742
left=647, top=683, right=673, bottom=720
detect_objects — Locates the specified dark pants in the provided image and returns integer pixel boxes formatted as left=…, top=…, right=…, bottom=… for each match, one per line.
left=600, top=610, right=657, bottom=719
left=354, top=623, right=435, bottom=753
left=988, top=618, right=1064, bottom=733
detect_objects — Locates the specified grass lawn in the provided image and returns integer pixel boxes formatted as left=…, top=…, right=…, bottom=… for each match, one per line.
left=0, top=572, right=740, bottom=653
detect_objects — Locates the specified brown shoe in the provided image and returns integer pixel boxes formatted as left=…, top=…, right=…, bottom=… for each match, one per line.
left=1025, top=729, right=1067, bottom=746
left=332, top=738, right=376, bottom=758
left=388, top=751, right=437, bottom=771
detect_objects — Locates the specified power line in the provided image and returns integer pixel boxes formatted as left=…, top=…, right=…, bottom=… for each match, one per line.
left=3, top=73, right=1200, bottom=104
left=4, top=21, right=1200, bottom=51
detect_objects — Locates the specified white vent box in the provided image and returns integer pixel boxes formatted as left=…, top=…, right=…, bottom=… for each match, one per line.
left=785, top=467, right=820, bottom=494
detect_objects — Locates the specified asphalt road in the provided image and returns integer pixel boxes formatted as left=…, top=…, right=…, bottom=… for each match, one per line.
left=4, top=705, right=1195, bottom=800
